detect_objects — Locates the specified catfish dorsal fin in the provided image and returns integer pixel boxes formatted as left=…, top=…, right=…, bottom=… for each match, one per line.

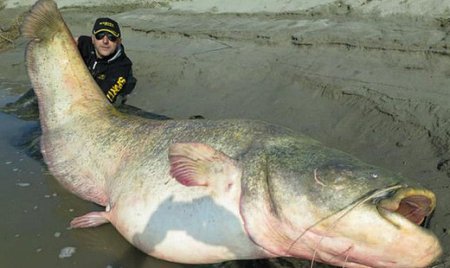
left=168, top=143, right=241, bottom=195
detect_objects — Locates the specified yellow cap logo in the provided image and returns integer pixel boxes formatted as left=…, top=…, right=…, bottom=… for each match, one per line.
left=99, top=21, right=114, bottom=27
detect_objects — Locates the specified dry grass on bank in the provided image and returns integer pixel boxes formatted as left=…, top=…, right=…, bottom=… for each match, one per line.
left=0, top=5, right=24, bottom=52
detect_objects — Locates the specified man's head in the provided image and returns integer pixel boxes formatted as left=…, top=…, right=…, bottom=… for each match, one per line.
left=91, top=18, right=122, bottom=58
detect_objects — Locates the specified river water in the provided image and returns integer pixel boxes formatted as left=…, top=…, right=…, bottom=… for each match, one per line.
left=0, top=83, right=193, bottom=268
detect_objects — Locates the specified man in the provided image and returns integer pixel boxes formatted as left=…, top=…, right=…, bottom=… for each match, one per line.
left=7, top=17, right=136, bottom=117
left=76, top=17, right=136, bottom=105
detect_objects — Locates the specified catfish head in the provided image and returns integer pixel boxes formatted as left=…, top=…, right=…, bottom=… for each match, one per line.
left=239, top=136, right=442, bottom=268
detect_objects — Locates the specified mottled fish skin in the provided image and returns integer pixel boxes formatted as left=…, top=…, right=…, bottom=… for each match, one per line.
left=22, top=0, right=442, bottom=267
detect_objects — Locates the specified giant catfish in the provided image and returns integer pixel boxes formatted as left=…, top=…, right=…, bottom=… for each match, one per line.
left=21, top=0, right=442, bottom=267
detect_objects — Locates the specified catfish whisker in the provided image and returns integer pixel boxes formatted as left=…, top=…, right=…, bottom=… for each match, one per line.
left=313, top=169, right=327, bottom=187
left=310, top=250, right=317, bottom=268
left=342, top=246, right=351, bottom=268
left=287, top=184, right=405, bottom=258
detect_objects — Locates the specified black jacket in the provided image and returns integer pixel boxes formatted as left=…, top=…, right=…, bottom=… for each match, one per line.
left=77, top=35, right=136, bottom=103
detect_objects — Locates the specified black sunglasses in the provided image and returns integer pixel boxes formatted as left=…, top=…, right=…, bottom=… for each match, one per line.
left=94, top=32, right=118, bottom=42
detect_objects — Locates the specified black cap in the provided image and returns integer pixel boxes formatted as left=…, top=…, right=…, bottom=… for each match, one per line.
left=92, top=18, right=121, bottom=38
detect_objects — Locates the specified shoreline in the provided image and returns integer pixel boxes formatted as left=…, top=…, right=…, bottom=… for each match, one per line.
left=0, top=1, right=449, bottom=266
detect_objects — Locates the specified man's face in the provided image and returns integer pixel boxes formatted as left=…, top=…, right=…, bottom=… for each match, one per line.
left=91, top=31, right=121, bottom=58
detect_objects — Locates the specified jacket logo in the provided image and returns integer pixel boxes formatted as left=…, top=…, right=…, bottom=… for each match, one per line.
left=106, top=76, right=126, bottom=102
left=97, top=74, right=106, bottom=80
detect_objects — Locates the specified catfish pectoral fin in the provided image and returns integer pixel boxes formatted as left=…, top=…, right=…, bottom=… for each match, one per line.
left=169, top=142, right=242, bottom=196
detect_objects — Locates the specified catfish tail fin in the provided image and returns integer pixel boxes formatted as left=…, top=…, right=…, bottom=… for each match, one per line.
left=21, top=0, right=65, bottom=42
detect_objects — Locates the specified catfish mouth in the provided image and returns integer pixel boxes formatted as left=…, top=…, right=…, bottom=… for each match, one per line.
left=375, top=186, right=436, bottom=226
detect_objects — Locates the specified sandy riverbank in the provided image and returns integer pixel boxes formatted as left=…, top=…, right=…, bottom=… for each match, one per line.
left=0, top=0, right=449, bottom=267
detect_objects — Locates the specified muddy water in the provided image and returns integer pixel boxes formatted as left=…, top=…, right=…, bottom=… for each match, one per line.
left=0, top=89, right=192, bottom=268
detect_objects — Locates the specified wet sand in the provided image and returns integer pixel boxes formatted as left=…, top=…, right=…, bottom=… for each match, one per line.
left=0, top=0, right=449, bottom=267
